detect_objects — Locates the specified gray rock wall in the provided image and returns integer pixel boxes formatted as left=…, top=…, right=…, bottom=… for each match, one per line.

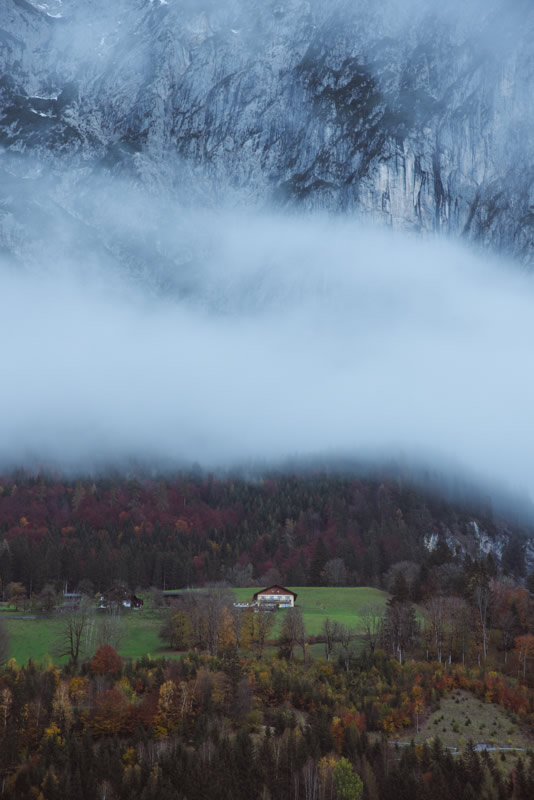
left=1, top=0, right=534, bottom=264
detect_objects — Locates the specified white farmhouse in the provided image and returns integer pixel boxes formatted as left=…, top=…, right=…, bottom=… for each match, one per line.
left=252, top=585, right=297, bottom=608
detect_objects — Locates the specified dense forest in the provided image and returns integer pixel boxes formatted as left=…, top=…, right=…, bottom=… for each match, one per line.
left=1, top=471, right=534, bottom=798
left=0, top=472, right=530, bottom=599
left=2, top=642, right=534, bottom=799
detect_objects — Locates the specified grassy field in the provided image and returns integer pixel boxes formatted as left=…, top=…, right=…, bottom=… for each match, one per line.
left=2, top=586, right=387, bottom=665
left=233, top=586, right=388, bottom=637
left=4, top=615, right=65, bottom=665
left=392, top=689, right=533, bottom=775
left=2, top=609, right=169, bottom=665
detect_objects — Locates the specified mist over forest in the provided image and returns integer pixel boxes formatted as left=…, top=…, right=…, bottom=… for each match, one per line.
left=4, top=5, right=534, bottom=800
left=0, top=189, right=533, bottom=504
left=1, top=0, right=534, bottom=504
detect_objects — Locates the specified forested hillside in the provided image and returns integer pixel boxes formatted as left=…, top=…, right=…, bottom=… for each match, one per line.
left=1, top=645, right=534, bottom=799
left=0, top=472, right=530, bottom=598
left=1, top=472, right=534, bottom=799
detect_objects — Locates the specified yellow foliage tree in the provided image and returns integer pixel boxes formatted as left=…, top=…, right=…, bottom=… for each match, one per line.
left=0, top=687, right=12, bottom=733
left=51, top=683, right=73, bottom=734
left=155, top=680, right=181, bottom=735
left=218, top=607, right=237, bottom=654
left=318, top=755, right=337, bottom=800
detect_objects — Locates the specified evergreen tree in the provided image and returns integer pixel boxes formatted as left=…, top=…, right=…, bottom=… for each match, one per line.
left=309, top=538, right=328, bottom=586
left=390, top=571, right=410, bottom=603
left=233, top=729, right=260, bottom=800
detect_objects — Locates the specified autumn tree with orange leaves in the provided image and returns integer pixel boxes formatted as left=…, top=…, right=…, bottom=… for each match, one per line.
left=514, top=634, right=534, bottom=678
left=90, top=645, right=122, bottom=676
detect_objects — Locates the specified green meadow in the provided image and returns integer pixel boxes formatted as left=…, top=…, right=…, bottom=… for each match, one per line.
left=2, top=609, right=167, bottom=666
left=4, top=615, right=65, bottom=665
left=233, top=586, right=387, bottom=636
left=397, top=689, right=528, bottom=752
left=2, top=586, right=388, bottom=665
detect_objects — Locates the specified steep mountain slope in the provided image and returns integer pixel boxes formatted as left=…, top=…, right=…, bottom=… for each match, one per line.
left=1, top=0, right=534, bottom=266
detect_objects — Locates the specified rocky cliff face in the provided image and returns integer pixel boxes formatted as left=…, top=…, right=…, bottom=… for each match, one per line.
left=1, top=0, right=534, bottom=266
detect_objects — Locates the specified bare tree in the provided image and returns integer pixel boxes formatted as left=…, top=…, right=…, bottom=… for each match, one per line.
left=382, top=601, right=418, bottom=665
left=336, top=624, right=357, bottom=672
left=490, top=580, right=522, bottom=666
left=303, top=759, right=319, bottom=800
left=254, top=606, right=276, bottom=658
left=96, top=606, right=123, bottom=650
left=515, top=634, right=534, bottom=678
left=321, top=558, right=347, bottom=587
left=422, top=595, right=464, bottom=664
left=473, top=585, right=491, bottom=662
left=83, top=603, right=123, bottom=659
left=448, top=596, right=471, bottom=664
left=177, top=589, right=235, bottom=656
left=321, top=618, right=341, bottom=661
left=279, top=607, right=305, bottom=660
left=359, top=604, right=383, bottom=654
left=423, top=595, right=446, bottom=663
left=54, top=611, right=88, bottom=667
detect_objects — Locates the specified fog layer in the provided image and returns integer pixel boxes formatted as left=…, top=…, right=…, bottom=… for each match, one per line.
left=1, top=204, right=533, bottom=495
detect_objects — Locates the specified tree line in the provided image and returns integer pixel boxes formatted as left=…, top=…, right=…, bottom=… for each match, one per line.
left=0, top=472, right=531, bottom=600
left=156, top=572, right=534, bottom=680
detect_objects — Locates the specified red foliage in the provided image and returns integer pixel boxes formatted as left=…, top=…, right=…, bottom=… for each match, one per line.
left=342, top=711, right=366, bottom=732
left=90, top=645, right=122, bottom=676
left=90, top=688, right=130, bottom=735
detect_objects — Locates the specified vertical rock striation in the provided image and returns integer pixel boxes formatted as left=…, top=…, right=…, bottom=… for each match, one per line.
left=1, top=0, right=534, bottom=264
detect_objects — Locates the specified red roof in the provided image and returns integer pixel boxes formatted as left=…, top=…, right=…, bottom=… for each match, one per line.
left=253, top=585, right=297, bottom=601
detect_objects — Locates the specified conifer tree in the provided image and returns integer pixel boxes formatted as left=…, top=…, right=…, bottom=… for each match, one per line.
left=309, top=538, right=328, bottom=586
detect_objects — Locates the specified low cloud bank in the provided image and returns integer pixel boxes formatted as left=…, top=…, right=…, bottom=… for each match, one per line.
left=1, top=206, right=533, bottom=502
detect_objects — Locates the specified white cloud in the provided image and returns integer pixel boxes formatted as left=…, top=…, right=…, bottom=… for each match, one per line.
left=1, top=203, right=533, bottom=500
